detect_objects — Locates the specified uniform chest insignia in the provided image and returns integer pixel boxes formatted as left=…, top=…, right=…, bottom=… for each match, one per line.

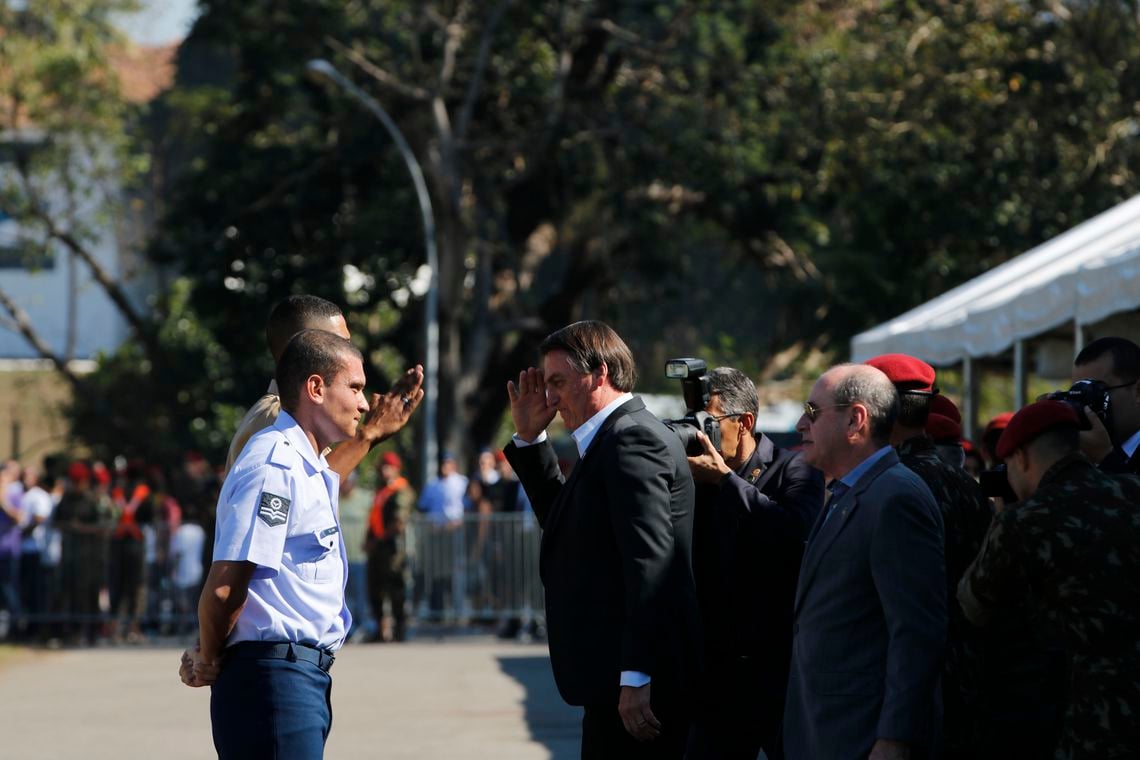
left=257, top=492, right=291, bottom=527
left=747, top=467, right=763, bottom=484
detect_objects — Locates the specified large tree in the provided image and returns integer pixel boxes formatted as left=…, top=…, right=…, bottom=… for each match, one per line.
left=76, top=0, right=1140, bottom=468
left=149, top=0, right=813, bottom=467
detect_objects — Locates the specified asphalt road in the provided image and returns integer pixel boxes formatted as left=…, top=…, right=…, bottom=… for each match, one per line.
left=0, top=637, right=581, bottom=759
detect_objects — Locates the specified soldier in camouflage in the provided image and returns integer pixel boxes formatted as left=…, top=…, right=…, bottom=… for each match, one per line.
left=959, top=400, right=1140, bottom=760
left=865, top=354, right=993, bottom=758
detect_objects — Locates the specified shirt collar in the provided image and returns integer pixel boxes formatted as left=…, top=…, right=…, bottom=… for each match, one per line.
left=837, top=445, right=893, bottom=489
left=1122, top=429, right=1140, bottom=459
left=274, top=409, right=328, bottom=472
left=571, top=393, right=634, bottom=458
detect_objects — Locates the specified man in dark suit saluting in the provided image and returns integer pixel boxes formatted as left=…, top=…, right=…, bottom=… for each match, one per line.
left=784, top=364, right=946, bottom=760
left=504, top=321, right=699, bottom=759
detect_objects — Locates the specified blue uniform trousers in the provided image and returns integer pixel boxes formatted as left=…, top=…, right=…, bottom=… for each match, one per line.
left=211, top=645, right=333, bottom=759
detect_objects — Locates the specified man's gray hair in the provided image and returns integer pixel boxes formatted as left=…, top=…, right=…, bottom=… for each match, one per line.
left=831, top=364, right=899, bottom=446
left=708, top=367, right=759, bottom=417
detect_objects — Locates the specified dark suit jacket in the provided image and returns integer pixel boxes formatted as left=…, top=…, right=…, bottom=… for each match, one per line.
left=693, top=435, right=824, bottom=699
left=1098, top=444, right=1140, bottom=475
left=505, top=396, right=700, bottom=708
left=784, top=449, right=947, bottom=759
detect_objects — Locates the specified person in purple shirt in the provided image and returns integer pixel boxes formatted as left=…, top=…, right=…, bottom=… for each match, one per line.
left=0, top=461, right=24, bottom=630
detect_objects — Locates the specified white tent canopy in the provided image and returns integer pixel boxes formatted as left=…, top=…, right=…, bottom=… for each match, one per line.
left=851, top=193, right=1140, bottom=365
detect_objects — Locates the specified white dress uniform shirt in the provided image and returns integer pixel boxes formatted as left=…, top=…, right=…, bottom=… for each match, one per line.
left=214, top=410, right=351, bottom=651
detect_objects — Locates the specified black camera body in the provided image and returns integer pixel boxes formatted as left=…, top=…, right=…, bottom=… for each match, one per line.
left=979, top=464, right=1019, bottom=502
left=662, top=358, right=722, bottom=456
left=1042, top=378, right=1112, bottom=429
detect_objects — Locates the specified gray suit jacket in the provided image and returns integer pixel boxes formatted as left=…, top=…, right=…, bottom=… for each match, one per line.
left=783, top=449, right=946, bottom=759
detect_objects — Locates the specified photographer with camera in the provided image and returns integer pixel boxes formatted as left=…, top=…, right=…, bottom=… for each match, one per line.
left=1070, top=337, right=1140, bottom=474
left=679, top=366, right=823, bottom=760
left=958, top=400, right=1140, bottom=759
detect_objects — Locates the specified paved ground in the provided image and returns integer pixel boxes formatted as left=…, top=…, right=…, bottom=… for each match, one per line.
left=0, top=637, right=581, bottom=759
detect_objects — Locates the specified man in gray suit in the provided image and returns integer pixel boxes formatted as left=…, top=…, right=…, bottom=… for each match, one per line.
left=784, top=364, right=946, bottom=760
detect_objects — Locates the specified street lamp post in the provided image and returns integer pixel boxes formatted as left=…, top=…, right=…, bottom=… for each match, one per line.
left=305, top=58, right=439, bottom=487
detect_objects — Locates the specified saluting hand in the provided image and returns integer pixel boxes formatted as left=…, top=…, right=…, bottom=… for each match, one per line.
left=357, top=365, right=426, bottom=444
left=507, top=367, right=556, bottom=442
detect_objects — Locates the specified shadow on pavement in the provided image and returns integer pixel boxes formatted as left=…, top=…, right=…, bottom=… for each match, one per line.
left=497, top=653, right=581, bottom=760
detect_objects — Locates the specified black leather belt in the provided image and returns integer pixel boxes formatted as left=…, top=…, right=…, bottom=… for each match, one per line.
left=225, top=641, right=336, bottom=672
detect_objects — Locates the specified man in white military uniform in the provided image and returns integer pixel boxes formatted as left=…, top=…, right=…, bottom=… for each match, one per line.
left=179, top=329, right=420, bottom=758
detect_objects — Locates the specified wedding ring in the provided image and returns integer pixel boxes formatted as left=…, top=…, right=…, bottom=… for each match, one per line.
left=401, top=394, right=411, bottom=406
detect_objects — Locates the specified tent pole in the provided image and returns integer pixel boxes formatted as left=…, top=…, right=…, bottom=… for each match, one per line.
left=1014, top=340, right=1027, bottom=409
left=963, top=356, right=978, bottom=441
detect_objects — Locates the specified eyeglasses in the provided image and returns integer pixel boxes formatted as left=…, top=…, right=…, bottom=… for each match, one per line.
left=802, top=401, right=852, bottom=423
left=710, top=412, right=742, bottom=422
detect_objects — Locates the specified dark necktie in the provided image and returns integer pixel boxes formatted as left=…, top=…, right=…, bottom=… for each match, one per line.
left=820, top=480, right=849, bottom=529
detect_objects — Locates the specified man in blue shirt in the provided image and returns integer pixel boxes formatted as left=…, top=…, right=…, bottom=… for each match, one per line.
left=179, top=329, right=419, bottom=759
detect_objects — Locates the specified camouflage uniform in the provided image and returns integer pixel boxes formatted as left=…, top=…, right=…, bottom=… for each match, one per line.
left=958, top=453, right=1140, bottom=760
left=897, top=434, right=993, bottom=757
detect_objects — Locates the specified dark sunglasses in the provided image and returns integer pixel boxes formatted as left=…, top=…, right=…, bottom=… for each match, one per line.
left=802, top=401, right=852, bottom=423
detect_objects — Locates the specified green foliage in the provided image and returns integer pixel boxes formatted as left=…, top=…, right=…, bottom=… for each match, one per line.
left=0, top=0, right=140, bottom=252
left=69, top=279, right=238, bottom=463
left=759, top=0, right=1140, bottom=336
left=57, top=0, right=1140, bottom=464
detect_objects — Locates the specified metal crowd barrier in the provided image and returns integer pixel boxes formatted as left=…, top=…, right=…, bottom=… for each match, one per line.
left=0, top=513, right=545, bottom=641
left=407, top=512, right=544, bottom=625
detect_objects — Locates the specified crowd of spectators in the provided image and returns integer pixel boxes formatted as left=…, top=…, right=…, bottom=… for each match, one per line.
left=0, top=453, right=218, bottom=645
left=0, top=443, right=538, bottom=647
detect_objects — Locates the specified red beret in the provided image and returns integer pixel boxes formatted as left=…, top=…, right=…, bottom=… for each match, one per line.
left=962, top=439, right=977, bottom=455
left=864, top=353, right=936, bottom=392
left=985, top=411, right=1014, bottom=433
left=926, top=413, right=962, bottom=442
left=67, top=461, right=91, bottom=483
left=92, top=463, right=112, bottom=486
left=380, top=451, right=402, bottom=469
left=996, top=401, right=1079, bottom=459
left=929, top=394, right=961, bottom=424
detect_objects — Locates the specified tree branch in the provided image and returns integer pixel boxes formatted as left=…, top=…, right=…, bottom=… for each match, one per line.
left=440, top=0, right=472, bottom=88
left=0, top=287, right=85, bottom=392
left=324, top=36, right=432, bottom=101
left=12, top=153, right=158, bottom=360
left=456, top=0, right=511, bottom=141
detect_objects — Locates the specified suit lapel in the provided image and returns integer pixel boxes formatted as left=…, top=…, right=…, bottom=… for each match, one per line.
left=794, top=449, right=900, bottom=613
left=748, top=435, right=778, bottom=490
left=540, top=397, right=645, bottom=542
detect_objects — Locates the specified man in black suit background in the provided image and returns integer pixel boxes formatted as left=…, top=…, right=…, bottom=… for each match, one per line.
left=684, top=367, right=824, bottom=759
left=504, top=321, right=699, bottom=759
